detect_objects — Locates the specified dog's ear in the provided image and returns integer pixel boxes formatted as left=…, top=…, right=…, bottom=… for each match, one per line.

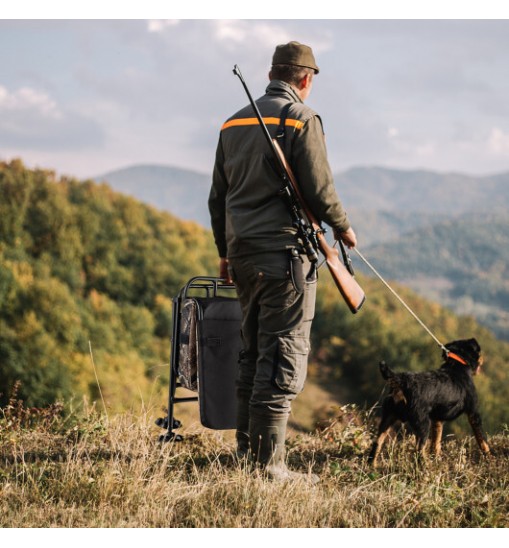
left=468, top=338, right=481, bottom=353
left=464, top=338, right=482, bottom=362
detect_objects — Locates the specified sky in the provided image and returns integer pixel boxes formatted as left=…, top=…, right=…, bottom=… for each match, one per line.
left=1, top=9, right=509, bottom=179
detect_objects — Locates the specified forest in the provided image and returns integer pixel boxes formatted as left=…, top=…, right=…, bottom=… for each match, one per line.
left=1, top=159, right=509, bottom=434
left=0, top=159, right=217, bottom=412
left=357, top=215, right=509, bottom=340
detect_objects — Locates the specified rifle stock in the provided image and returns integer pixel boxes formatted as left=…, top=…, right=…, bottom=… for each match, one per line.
left=273, top=140, right=365, bottom=313
left=318, top=233, right=366, bottom=313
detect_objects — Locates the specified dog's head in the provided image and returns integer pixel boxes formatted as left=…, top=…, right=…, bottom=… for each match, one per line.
left=443, top=338, right=483, bottom=374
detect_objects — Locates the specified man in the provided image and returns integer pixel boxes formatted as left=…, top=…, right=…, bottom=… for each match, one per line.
left=209, top=41, right=357, bottom=482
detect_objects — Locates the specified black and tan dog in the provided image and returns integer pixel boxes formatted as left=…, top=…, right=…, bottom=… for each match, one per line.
left=368, top=338, right=490, bottom=464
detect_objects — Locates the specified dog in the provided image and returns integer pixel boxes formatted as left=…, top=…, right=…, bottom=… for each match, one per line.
left=368, top=338, right=490, bottom=464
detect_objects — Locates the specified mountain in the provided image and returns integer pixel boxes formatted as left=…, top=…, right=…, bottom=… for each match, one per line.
left=336, top=166, right=509, bottom=214
left=356, top=214, right=509, bottom=340
left=347, top=208, right=449, bottom=246
left=94, top=164, right=509, bottom=243
left=94, top=164, right=212, bottom=228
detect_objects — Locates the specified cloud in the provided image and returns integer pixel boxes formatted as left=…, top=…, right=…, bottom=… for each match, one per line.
left=147, top=19, right=295, bottom=47
left=488, top=127, right=509, bottom=155
left=0, top=84, right=103, bottom=150
left=145, top=19, right=333, bottom=54
left=211, top=20, right=333, bottom=54
left=146, top=20, right=180, bottom=33
left=213, top=20, right=292, bottom=47
left=0, top=85, right=61, bottom=119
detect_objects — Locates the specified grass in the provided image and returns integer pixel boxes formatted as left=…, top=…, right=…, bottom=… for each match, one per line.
left=1, top=392, right=508, bottom=529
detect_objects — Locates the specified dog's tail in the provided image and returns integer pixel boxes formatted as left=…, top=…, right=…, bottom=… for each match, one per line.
left=379, top=360, right=394, bottom=380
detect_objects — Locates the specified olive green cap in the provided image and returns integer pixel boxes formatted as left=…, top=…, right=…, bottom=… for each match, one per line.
left=272, top=41, right=319, bottom=74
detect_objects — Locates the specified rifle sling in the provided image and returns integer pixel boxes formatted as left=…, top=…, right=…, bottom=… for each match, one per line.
left=276, top=102, right=293, bottom=147
left=276, top=103, right=317, bottom=280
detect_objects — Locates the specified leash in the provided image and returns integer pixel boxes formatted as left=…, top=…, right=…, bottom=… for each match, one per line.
left=316, top=239, right=454, bottom=358
left=352, top=247, right=448, bottom=354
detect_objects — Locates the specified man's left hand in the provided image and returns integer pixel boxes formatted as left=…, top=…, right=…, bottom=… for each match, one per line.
left=333, top=226, right=357, bottom=249
left=219, top=257, right=233, bottom=283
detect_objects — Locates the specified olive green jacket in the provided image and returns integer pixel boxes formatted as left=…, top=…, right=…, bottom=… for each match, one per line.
left=209, top=79, right=350, bottom=258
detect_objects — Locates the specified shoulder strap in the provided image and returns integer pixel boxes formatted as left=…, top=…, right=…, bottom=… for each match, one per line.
left=275, top=103, right=293, bottom=146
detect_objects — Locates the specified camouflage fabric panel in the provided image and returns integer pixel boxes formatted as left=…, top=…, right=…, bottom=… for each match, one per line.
left=178, top=299, right=199, bottom=391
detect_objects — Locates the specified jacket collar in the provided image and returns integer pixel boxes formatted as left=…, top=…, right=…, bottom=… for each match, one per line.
left=265, top=80, right=303, bottom=104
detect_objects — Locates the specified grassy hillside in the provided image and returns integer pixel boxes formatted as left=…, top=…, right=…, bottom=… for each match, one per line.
left=1, top=399, right=508, bottom=528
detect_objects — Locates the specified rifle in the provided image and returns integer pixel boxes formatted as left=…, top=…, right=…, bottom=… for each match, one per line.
left=233, top=65, right=365, bottom=314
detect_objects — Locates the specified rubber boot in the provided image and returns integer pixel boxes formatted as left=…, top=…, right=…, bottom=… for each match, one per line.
left=249, top=412, right=319, bottom=484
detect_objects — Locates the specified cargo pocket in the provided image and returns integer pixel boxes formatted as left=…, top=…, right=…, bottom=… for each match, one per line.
left=273, top=334, right=310, bottom=395
left=289, top=249, right=305, bottom=294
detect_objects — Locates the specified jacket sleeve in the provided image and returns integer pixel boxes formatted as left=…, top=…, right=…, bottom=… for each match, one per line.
left=208, top=135, right=228, bottom=258
left=291, top=114, right=350, bottom=232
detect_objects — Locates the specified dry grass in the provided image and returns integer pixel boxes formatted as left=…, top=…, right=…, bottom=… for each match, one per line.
left=1, top=395, right=508, bottom=529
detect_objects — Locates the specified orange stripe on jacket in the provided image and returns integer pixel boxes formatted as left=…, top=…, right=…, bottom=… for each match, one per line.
left=221, top=117, right=304, bottom=131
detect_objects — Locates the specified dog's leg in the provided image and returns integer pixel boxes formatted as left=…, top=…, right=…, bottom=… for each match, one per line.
left=409, top=413, right=431, bottom=457
left=430, top=421, right=443, bottom=456
left=467, top=412, right=490, bottom=455
left=368, top=399, right=399, bottom=465
left=368, top=427, right=392, bottom=465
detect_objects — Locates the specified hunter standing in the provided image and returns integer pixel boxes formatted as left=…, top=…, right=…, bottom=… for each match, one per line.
left=208, top=41, right=357, bottom=481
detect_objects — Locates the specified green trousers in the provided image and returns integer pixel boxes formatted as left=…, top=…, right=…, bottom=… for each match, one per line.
left=228, top=250, right=317, bottom=429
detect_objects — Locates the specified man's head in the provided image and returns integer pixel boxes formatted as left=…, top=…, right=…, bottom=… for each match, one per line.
left=269, top=41, right=319, bottom=101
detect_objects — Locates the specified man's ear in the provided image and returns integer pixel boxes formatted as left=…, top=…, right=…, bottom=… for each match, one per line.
left=300, top=73, right=312, bottom=90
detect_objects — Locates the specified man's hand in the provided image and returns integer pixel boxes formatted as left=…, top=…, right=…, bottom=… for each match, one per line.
left=219, top=257, right=233, bottom=284
left=333, top=226, right=357, bottom=249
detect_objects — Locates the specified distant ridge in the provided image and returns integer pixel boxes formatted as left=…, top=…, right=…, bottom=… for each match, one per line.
left=94, top=163, right=509, bottom=230
left=335, top=166, right=509, bottom=215
left=94, top=164, right=211, bottom=226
